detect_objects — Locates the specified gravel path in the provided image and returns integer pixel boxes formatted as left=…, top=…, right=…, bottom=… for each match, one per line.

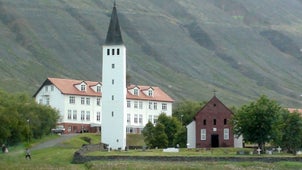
left=31, top=134, right=78, bottom=151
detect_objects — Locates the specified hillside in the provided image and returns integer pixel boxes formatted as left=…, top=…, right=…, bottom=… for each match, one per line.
left=1, top=0, right=302, bottom=107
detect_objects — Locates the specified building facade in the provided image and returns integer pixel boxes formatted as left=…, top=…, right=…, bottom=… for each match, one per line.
left=33, top=78, right=174, bottom=134
left=187, top=95, right=242, bottom=148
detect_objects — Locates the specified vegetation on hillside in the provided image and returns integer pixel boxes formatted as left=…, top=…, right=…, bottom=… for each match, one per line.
left=0, top=0, right=302, bottom=107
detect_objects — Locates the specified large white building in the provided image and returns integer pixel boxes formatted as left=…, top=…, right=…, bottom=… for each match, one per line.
left=33, top=78, right=174, bottom=134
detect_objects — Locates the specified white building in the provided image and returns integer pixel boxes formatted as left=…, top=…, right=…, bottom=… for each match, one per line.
left=33, top=78, right=174, bottom=134
left=101, top=3, right=127, bottom=150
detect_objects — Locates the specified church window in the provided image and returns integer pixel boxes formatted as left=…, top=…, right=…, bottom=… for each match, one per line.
left=213, top=119, right=216, bottom=125
left=112, top=49, right=115, bottom=55
left=112, top=79, right=115, bottom=85
left=112, top=111, right=114, bottom=117
left=224, top=119, right=227, bottom=125
left=224, top=128, right=229, bottom=140
left=117, top=48, right=120, bottom=55
left=112, top=64, right=115, bottom=69
left=201, top=129, right=206, bottom=140
left=203, top=119, right=206, bottom=125
left=112, top=95, right=114, bottom=100
left=107, top=49, right=110, bottom=55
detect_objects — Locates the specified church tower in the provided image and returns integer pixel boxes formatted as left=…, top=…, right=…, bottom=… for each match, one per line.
left=101, top=3, right=127, bottom=150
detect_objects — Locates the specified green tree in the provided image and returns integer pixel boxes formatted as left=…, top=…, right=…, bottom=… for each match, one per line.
left=173, top=126, right=187, bottom=147
left=277, top=110, right=302, bottom=154
left=157, top=114, right=181, bottom=147
left=153, top=123, right=168, bottom=148
left=173, top=100, right=205, bottom=126
left=231, top=95, right=282, bottom=152
left=142, top=121, right=155, bottom=148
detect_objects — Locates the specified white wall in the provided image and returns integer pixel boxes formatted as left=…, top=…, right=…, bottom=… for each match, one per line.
left=186, top=121, right=196, bottom=148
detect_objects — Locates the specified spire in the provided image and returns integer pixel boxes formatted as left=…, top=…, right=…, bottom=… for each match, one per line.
left=105, top=2, right=123, bottom=45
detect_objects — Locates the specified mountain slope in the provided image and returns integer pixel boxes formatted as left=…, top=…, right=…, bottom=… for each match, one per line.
left=1, top=0, right=302, bottom=107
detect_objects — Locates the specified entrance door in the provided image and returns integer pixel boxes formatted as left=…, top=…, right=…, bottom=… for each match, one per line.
left=211, top=134, right=219, bottom=147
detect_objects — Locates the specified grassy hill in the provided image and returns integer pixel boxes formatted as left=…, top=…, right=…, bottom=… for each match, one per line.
left=1, top=0, right=302, bottom=107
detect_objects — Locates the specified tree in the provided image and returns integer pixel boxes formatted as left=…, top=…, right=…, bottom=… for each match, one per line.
left=157, top=114, right=181, bottom=147
left=277, top=110, right=302, bottom=154
left=142, top=121, right=155, bottom=148
left=173, top=100, right=205, bottom=126
left=231, top=95, right=282, bottom=152
left=152, top=123, right=168, bottom=148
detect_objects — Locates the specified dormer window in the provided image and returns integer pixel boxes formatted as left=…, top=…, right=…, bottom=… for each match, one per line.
left=148, top=89, right=153, bottom=96
left=97, top=86, right=101, bottom=93
left=134, top=89, right=139, bottom=96
left=81, top=84, right=86, bottom=91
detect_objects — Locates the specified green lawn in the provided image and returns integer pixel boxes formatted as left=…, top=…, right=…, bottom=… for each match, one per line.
left=1, top=134, right=302, bottom=170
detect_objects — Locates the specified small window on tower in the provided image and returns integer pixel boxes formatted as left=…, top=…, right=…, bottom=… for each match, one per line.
left=203, top=119, right=206, bottom=125
left=112, top=64, right=115, bottom=69
left=224, top=119, right=227, bottom=125
left=107, top=49, right=110, bottom=55
left=112, top=95, right=114, bottom=100
left=117, top=48, right=120, bottom=55
left=112, top=79, right=115, bottom=85
left=213, top=119, right=216, bottom=125
left=112, top=49, right=115, bottom=55
left=112, top=111, right=114, bottom=117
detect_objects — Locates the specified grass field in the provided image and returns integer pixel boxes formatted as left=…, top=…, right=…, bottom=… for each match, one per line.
left=1, top=133, right=302, bottom=170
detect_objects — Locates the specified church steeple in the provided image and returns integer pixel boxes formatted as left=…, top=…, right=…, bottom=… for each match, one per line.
left=105, top=2, right=123, bottom=45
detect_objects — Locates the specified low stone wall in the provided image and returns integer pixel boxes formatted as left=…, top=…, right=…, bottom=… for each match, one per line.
left=72, top=144, right=302, bottom=164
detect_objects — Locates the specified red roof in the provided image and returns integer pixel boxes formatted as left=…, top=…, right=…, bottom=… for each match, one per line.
left=35, top=78, right=174, bottom=102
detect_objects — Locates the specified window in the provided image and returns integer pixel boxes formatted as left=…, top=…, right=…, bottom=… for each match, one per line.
left=127, top=101, right=131, bottom=108
left=112, top=79, right=114, bottom=85
left=107, top=49, right=110, bottom=55
left=81, top=84, right=86, bottom=91
left=162, top=103, right=167, bottom=110
left=112, top=49, right=115, bottom=55
left=139, top=114, right=143, bottom=124
left=149, top=102, right=152, bottom=109
left=112, top=95, right=114, bottom=100
left=45, top=97, right=50, bottom=105
left=134, top=89, right=138, bottom=95
left=81, top=97, right=85, bottom=105
left=69, top=96, right=75, bottom=104
left=153, top=115, right=158, bottom=124
left=112, top=64, right=115, bottom=69
left=81, top=111, right=85, bottom=120
left=112, top=111, right=114, bottom=117
left=148, top=89, right=153, bottom=96
left=97, top=112, right=101, bottom=121
left=134, top=101, right=138, bottom=109
left=86, top=98, right=90, bottom=105
left=134, top=114, right=138, bottom=123
left=117, top=48, right=120, bottom=55
left=97, top=98, right=101, bottom=106
left=154, top=102, right=157, bottom=110
left=86, top=111, right=90, bottom=121
left=127, top=114, right=131, bottom=123
left=148, top=115, right=152, bottom=123
left=201, top=129, right=206, bottom=140
left=73, top=110, right=77, bottom=120
left=67, top=110, right=72, bottom=120
left=224, top=128, right=229, bottom=140
left=224, top=119, right=227, bottom=125
left=213, top=119, right=216, bottom=125
left=203, top=119, right=206, bottom=125
left=97, top=86, right=101, bottom=92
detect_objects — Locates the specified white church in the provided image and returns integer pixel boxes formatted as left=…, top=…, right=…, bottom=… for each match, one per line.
left=34, top=3, right=173, bottom=149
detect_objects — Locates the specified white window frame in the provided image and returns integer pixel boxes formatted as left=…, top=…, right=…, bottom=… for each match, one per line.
left=224, top=128, right=229, bottom=140
left=201, top=129, right=206, bottom=140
